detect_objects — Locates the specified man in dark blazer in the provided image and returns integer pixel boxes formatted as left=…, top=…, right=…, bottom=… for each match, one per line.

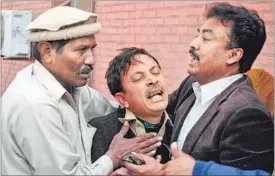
left=165, top=2, right=274, bottom=174
left=89, top=47, right=173, bottom=166
left=124, top=2, right=274, bottom=175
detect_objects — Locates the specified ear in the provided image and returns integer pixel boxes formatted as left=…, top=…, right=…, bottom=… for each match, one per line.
left=226, top=48, right=243, bottom=65
left=38, top=42, right=55, bottom=64
left=114, top=92, right=129, bottom=108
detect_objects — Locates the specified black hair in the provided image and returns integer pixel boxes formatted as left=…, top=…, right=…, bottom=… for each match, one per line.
left=31, top=40, right=69, bottom=62
left=105, top=47, right=161, bottom=96
left=205, top=2, right=266, bottom=73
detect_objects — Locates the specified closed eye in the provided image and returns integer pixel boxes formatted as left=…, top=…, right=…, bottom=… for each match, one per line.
left=131, top=74, right=143, bottom=82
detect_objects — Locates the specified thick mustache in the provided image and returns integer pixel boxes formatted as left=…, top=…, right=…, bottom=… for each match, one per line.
left=80, top=66, right=93, bottom=74
left=189, top=49, right=200, bottom=61
left=145, top=86, right=165, bottom=97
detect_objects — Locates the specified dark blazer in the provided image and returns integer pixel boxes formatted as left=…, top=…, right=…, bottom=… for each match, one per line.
left=89, top=108, right=173, bottom=164
left=166, top=75, right=274, bottom=173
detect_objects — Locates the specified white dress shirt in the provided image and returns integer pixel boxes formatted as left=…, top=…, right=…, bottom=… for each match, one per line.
left=177, top=74, right=243, bottom=150
left=2, top=61, right=119, bottom=175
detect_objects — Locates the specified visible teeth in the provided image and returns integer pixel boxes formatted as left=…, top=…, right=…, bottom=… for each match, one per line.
left=148, top=90, right=162, bottom=99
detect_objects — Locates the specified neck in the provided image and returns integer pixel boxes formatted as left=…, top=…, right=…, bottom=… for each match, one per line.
left=136, top=112, right=164, bottom=124
left=196, top=68, right=239, bottom=86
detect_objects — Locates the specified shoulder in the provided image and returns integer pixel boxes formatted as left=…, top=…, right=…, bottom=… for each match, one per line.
left=88, top=108, right=125, bottom=127
left=222, top=77, right=270, bottom=116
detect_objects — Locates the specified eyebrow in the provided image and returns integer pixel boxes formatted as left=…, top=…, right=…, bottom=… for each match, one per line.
left=76, top=44, right=97, bottom=49
left=150, top=65, right=160, bottom=72
left=197, top=28, right=213, bottom=34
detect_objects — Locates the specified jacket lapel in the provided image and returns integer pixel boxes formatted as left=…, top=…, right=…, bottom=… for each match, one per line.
left=171, top=94, right=196, bottom=142
left=182, top=76, right=248, bottom=153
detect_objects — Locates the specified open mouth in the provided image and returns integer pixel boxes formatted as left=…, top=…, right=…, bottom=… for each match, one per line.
left=189, top=49, right=200, bottom=61
left=147, top=89, right=164, bottom=99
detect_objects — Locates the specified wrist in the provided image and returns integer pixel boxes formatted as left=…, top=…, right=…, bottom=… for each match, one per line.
left=106, top=150, right=120, bottom=168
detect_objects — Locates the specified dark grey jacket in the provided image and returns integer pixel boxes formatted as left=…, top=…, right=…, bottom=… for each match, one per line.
left=89, top=108, right=173, bottom=164
left=167, top=75, right=274, bottom=173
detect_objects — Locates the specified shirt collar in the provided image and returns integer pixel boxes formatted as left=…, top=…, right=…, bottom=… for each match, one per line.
left=192, top=74, right=243, bottom=104
left=118, top=109, right=173, bottom=131
left=32, top=60, right=67, bottom=100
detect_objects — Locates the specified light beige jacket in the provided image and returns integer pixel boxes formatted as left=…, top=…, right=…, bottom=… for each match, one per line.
left=2, top=61, right=118, bottom=175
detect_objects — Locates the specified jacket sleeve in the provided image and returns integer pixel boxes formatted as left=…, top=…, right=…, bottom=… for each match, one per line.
left=193, top=160, right=270, bottom=176
left=220, top=107, right=274, bottom=173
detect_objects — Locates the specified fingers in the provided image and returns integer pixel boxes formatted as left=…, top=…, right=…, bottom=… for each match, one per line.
left=139, top=141, right=161, bottom=155
left=156, top=155, right=162, bottom=163
left=135, top=132, right=157, bottom=142
left=138, top=135, right=162, bottom=151
left=118, top=121, right=130, bottom=138
left=131, top=152, right=151, bottom=162
left=170, top=142, right=184, bottom=159
left=110, top=167, right=130, bottom=176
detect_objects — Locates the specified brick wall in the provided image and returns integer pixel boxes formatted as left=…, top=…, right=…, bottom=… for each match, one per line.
left=1, top=1, right=53, bottom=93
left=1, top=1, right=274, bottom=97
left=94, top=1, right=274, bottom=99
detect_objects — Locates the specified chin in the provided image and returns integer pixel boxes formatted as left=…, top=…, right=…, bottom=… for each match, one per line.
left=74, top=81, right=87, bottom=88
left=151, top=102, right=168, bottom=112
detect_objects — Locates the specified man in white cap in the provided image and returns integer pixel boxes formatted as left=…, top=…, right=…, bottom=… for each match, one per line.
left=2, top=6, right=161, bottom=175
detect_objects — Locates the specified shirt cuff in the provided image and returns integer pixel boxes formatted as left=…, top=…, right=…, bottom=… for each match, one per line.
left=92, top=155, right=114, bottom=175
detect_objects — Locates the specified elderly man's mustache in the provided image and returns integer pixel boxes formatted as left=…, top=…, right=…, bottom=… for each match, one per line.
left=80, top=65, right=93, bottom=74
left=189, top=49, right=200, bottom=61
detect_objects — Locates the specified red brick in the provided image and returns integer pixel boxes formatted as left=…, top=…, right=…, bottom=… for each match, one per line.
left=249, top=3, right=274, bottom=11
left=106, top=13, right=117, bottom=19
left=172, top=27, right=188, bottom=35
left=163, top=1, right=183, bottom=8
left=128, top=27, right=141, bottom=34
left=157, top=9, right=181, bottom=17
left=129, top=10, right=142, bottom=18
left=123, top=4, right=136, bottom=11
left=150, top=18, right=164, bottom=25
left=116, top=12, right=131, bottom=19
left=110, top=5, right=124, bottom=12
left=121, top=35, right=135, bottom=43
left=136, top=18, right=150, bottom=26
left=142, top=28, right=156, bottom=34
left=148, top=1, right=164, bottom=9
left=123, top=19, right=136, bottom=27
left=262, top=13, right=274, bottom=23
left=149, top=35, right=163, bottom=43
left=135, top=2, right=151, bottom=10
left=164, top=18, right=180, bottom=25
left=164, top=35, right=180, bottom=43
left=142, top=10, right=157, bottom=18
left=97, top=1, right=118, bottom=7
left=157, top=27, right=172, bottom=34
left=135, top=35, right=149, bottom=43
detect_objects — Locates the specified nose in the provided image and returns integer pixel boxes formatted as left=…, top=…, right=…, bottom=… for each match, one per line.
left=189, top=37, right=200, bottom=50
left=84, top=55, right=95, bottom=67
left=146, top=74, right=158, bottom=86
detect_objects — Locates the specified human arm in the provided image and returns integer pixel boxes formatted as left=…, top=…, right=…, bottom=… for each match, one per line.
left=194, top=160, right=270, bottom=176
left=162, top=143, right=270, bottom=176
left=82, top=86, right=119, bottom=122
left=13, top=102, right=114, bottom=175
left=219, top=107, right=274, bottom=173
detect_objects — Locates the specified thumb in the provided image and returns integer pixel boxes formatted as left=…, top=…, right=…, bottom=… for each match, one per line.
left=118, top=121, right=130, bottom=138
left=170, top=142, right=184, bottom=159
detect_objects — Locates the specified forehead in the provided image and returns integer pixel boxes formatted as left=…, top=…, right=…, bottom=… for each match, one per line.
left=66, top=34, right=97, bottom=47
left=127, top=54, right=159, bottom=71
left=200, top=18, right=230, bottom=38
